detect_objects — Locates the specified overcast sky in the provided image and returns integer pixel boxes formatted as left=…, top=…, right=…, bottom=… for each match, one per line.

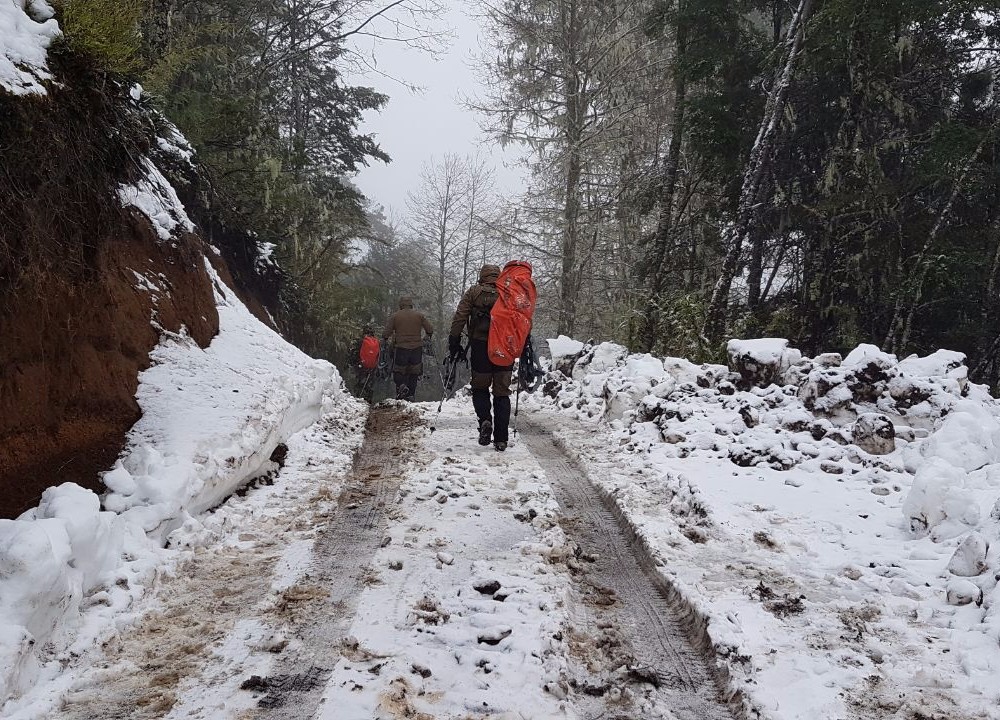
left=348, top=0, right=526, bottom=219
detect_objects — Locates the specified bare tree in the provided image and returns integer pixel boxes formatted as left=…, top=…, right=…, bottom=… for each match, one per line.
left=459, top=155, right=497, bottom=289
left=405, top=155, right=470, bottom=345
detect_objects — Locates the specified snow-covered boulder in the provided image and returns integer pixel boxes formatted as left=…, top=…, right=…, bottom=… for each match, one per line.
left=946, top=578, right=983, bottom=606
left=798, top=368, right=854, bottom=413
left=842, top=343, right=897, bottom=372
left=852, top=413, right=895, bottom=455
left=898, top=350, right=968, bottom=392
left=814, top=353, right=842, bottom=368
left=603, top=354, right=670, bottom=421
left=947, top=532, right=990, bottom=577
left=920, top=407, right=1000, bottom=473
left=573, top=342, right=628, bottom=380
left=547, top=335, right=586, bottom=377
left=727, top=338, right=801, bottom=388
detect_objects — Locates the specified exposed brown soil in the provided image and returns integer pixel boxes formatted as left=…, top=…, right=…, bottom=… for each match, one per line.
left=0, top=217, right=218, bottom=518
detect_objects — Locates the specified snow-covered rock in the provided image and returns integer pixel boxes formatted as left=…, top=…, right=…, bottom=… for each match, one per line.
left=898, top=349, right=968, bottom=391
left=902, top=458, right=980, bottom=540
left=947, top=532, right=990, bottom=577
left=532, top=335, right=1000, bottom=719
left=547, top=335, right=585, bottom=377
left=727, top=338, right=802, bottom=388
left=946, top=578, right=983, bottom=606
left=852, top=413, right=895, bottom=455
left=842, top=343, right=897, bottom=370
left=920, top=407, right=1000, bottom=472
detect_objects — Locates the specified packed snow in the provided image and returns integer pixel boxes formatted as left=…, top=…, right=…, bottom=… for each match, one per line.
left=3, top=400, right=641, bottom=719
left=313, top=409, right=575, bottom=719
left=531, top=338, right=1000, bottom=719
left=0, top=1, right=59, bottom=96
left=0, top=260, right=346, bottom=707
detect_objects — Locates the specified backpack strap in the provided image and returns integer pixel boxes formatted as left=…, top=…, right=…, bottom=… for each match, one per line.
left=469, top=284, right=499, bottom=339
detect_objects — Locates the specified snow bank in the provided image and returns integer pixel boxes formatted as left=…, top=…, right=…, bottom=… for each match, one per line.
left=0, top=261, right=344, bottom=703
left=536, top=337, right=1000, bottom=719
left=0, top=1, right=59, bottom=96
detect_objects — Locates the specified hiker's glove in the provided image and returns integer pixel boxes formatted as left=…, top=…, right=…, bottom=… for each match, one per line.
left=448, top=335, right=464, bottom=359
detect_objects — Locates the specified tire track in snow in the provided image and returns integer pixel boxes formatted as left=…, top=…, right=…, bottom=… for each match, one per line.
left=249, top=404, right=421, bottom=718
left=522, top=421, right=739, bottom=720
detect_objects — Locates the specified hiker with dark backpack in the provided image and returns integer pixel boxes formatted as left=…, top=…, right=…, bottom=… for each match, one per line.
left=383, top=296, right=433, bottom=401
left=448, top=261, right=536, bottom=451
left=350, top=326, right=381, bottom=402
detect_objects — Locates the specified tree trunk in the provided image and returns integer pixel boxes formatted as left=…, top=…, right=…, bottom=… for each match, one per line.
left=702, top=0, right=813, bottom=345
left=640, top=3, right=688, bottom=351
left=747, top=229, right=764, bottom=310
left=557, top=0, right=583, bottom=337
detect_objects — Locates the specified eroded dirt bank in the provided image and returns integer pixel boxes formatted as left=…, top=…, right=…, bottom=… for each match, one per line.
left=0, top=218, right=218, bottom=519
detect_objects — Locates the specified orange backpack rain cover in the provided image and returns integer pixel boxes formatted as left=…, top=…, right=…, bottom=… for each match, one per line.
left=488, top=260, right=537, bottom=367
left=359, top=335, right=380, bottom=370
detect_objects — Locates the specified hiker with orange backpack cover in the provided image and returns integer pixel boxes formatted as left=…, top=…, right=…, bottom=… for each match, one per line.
left=351, top=325, right=381, bottom=402
left=448, top=261, right=536, bottom=451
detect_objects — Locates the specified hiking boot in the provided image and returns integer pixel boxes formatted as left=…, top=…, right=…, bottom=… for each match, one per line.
left=494, top=441, right=507, bottom=452
left=478, top=420, right=493, bottom=446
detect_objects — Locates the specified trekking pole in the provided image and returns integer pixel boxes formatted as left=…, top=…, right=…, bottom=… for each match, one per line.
left=513, top=383, right=521, bottom=440
left=435, top=350, right=448, bottom=413
left=437, top=345, right=465, bottom=413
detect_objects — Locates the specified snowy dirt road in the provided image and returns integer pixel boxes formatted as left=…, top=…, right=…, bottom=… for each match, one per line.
left=23, top=400, right=736, bottom=720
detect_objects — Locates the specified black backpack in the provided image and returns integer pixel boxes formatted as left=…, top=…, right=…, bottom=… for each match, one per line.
left=517, top=336, right=546, bottom=391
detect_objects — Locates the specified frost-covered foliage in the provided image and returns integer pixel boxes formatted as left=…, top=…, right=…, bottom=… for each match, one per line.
left=0, top=0, right=59, bottom=95
left=541, top=336, right=1000, bottom=718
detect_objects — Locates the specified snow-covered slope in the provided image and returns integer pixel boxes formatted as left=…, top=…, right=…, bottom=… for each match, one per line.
left=0, top=263, right=345, bottom=703
left=534, top=337, right=1000, bottom=719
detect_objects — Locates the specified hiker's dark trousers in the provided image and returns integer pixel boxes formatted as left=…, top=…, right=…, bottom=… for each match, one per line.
left=393, top=346, right=423, bottom=400
left=469, top=340, right=513, bottom=442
